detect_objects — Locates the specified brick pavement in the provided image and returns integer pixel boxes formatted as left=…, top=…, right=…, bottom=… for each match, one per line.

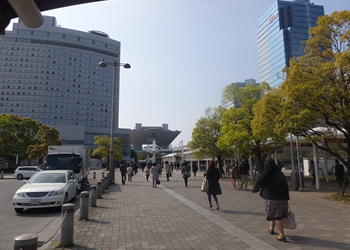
left=40, top=168, right=350, bottom=250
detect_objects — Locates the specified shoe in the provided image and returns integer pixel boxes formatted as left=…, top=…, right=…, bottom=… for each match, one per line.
left=209, top=207, right=213, bottom=210
left=238, top=187, right=242, bottom=190
left=268, top=229, right=276, bottom=235
left=277, top=237, right=286, bottom=242
left=216, top=204, right=219, bottom=210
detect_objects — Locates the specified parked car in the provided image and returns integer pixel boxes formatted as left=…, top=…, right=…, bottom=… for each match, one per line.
left=12, top=170, right=78, bottom=213
left=14, top=166, right=41, bottom=180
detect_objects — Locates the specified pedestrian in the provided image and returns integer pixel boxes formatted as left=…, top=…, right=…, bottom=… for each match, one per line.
left=144, top=162, right=151, bottom=182
left=206, top=160, right=222, bottom=210
left=163, top=161, right=171, bottom=181
left=131, top=161, right=137, bottom=176
left=170, top=162, right=174, bottom=172
left=176, top=161, right=180, bottom=171
left=120, top=161, right=127, bottom=185
left=252, top=159, right=290, bottom=242
left=239, top=157, right=250, bottom=190
left=225, top=161, right=231, bottom=178
left=309, top=160, right=316, bottom=185
left=335, top=159, right=345, bottom=188
left=231, top=161, right=241, bottom=189
left=151, top=162, right=160, bottom=188
left=127, top=164, right=133, bottom=182
left=192, top=162, right=198, bottom=177
left=181, top=161, right=191, bottom=187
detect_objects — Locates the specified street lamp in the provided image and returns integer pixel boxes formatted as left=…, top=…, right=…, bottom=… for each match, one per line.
left=99, top=60, right=131, bottom=182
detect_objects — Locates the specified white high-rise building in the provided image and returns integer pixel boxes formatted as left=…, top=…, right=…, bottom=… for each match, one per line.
left=0, top=16, right=131, bottom=161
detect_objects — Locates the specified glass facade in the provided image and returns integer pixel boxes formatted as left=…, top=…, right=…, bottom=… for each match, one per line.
left=257, top=0, right=324, bottom=87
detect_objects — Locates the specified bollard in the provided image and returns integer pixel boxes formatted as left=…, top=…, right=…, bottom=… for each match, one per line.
left=61, top=203, right=75, bottom=247
left=90, top=185, right=97, bottom=207
left=80, top=191, right=89, bottom=221
left=1, top=171, right=3, bottom=179
left=102, top=172, right=105, bottom=178
left=97, top=181, right=102, bottom=199
left=14, top=233, right=38, bottom=250
left=106, top=173, right=110, bottom=185
left=101, top=178, right=105, bottom=193
left=93, top=172, right=96, bottom=179
left=104, top=176, right=109, bottom=189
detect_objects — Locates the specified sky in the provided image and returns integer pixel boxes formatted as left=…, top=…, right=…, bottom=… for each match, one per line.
left=7, top=0, right=350, bottom=147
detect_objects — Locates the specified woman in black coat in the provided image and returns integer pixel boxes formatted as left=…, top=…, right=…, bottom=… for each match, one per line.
left=206, top=160, right=222, bottom=210
left=252, top=159, right=290, bottom=242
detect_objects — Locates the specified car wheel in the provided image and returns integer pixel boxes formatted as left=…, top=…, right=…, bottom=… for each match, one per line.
left=15, top=208, right=24, bottom=213
left=17, top=174, right=23, bottom=180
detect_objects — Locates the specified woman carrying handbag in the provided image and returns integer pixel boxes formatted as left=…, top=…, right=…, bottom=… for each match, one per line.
left=252, top=159, right=290, bottom=242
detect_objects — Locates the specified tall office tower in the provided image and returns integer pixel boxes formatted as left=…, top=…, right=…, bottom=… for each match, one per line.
left=0, top=16, right=131, bottom=161
left=257, top=0, right=324, bottom=87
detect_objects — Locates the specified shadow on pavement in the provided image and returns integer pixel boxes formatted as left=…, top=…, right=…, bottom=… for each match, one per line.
left=222, top=210, right=265, bottom=216
left=287, top=235, right=350, bottom=249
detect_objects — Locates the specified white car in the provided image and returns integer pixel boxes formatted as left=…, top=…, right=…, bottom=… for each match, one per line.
left=14, top=166, right=41, bottom=180
left=12, top=170, right=78, bottom=213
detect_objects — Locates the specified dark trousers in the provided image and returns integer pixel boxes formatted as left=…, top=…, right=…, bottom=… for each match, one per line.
left=337, top=176, right=344, bottom=187
left=312, top=174, right=316, bottom=185
left=121, top=173, right=126, bottom=185
left=208, top=194, right=218, bottom=207
left=146, top=175, right=149, bottom=181
left=184, top=177, right=188, bottom=187
left=166, top=173, right=170, bottom=181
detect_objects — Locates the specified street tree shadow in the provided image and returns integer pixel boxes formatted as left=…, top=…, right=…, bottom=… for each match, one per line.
left=287, top=235, right=350, bottom=249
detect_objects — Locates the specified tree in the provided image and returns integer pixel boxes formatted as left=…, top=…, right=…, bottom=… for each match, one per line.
left=188, top=106, right=232, bottom=176
left=92, top=135, right=123, bottom=169
left=218, top=83, right=286, bottom=173
left=0, top=114, right=42, bottom=163
left=131, top=149, right=138, bottom=163
left=27, top=124, right=62, bottom=162
left=273, top=10, right=350, bottom=195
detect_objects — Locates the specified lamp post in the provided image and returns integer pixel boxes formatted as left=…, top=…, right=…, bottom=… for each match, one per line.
left=99, top=60, right=131, bottom=182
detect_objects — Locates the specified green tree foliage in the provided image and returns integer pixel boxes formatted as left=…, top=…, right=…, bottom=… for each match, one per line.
left=131, top=149, right=138, bottom=163
left=92, top=135, right=123, bottom=169
left=0, top=114, right=42, bottom=162
left=218, top=83, right=286, bottom=173
left=272, top=10, right=350, bottom=194
left=28, top=124, right=62, bottom=161
left=188, top=106, right=232, bottom=176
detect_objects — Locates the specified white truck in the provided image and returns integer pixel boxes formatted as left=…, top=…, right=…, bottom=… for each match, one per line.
left=44, top=146, right=90, bottom=191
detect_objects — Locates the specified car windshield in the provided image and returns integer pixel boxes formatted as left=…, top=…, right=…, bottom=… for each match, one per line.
left=29, top=173, right=66, bottom=184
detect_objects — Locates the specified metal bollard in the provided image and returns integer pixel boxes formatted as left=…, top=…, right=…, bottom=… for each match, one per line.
left=90, top=185, right=97, bottom=207
left=1, top=171, right=3, bottom=179
left=93, top=172, right=96, bottom=179
left=104, top=177, right=109, bottom=189
left=97, top=181, right=102, bottom=199
left=106, top=173, right=110, bottom=185
left=102, top=172, right=105, bottom=178
left=14, top=233, right=38, bottom=250
left=101, top=178, right=105, bottom=193
left=61, top=203, right=75, bottom=247
left=80, top=191, right=89, bottom=221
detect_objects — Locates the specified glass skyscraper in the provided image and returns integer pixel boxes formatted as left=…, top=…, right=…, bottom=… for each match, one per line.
left=257, top=0, right=324, bottom=87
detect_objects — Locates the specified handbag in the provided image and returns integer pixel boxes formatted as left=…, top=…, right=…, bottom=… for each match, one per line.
left=156, top=179, right=160, bottom=185
left=184, top=171, right=191, bottom=177
left=201, top=177, right=209, bottom=192
left=282, top=206, right=297, bottom=230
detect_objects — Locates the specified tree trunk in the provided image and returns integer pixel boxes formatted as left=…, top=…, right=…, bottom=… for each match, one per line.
left=341, top=170, right=349, bottom=196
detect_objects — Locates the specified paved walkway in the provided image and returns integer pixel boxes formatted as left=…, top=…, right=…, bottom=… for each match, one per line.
left=41, top=168, right=350, bottom=250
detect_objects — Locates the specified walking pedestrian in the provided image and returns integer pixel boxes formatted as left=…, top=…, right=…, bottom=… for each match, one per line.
left=164, top=161, right=171, bottom=181
left=192, top=162, right=198, bottom=177
left=120, top=161, right=127, bottom=185
left=309, top=160, right=316, bottom=185
left=131, top=161, right=138, bottom=176
left=206, top=160, right=222, bottom=210
left=151, top=162, right=160, bottom=188
left=144, top=162, right=151, bottom=182
left=231, top=161, right=241, bottom=189
left=252, top=159, right=290, bottom=242
left=225, top=161, right=231, bottom=178
left=239, top=157, right=250, bottom=190
left=181, top=161, right=191, bottom=187
left=127, top=164, right=133, bottom=182
left=335, top=159, right=345, bottom=188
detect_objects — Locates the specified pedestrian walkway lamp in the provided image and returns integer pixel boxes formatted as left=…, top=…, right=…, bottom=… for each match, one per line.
left=99, top=60, right=131, bottom=182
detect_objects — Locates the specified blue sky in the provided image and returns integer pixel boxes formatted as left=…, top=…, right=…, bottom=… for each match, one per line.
left=7, top=0, right=349, bottom=147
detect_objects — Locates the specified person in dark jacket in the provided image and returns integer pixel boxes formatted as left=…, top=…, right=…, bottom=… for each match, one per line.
left=181, top=161, right=191, bottom=187
left=252, top=159, right=290, bottom=242
left=239, top=157, right=250, bottom=190
left=206, top=160, right=222, bottom=210
left=119, top=162, right=127, bottom=185
left=335, top=159, right=345, bottom=188
left=192, top=162, right=198, bottom=177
